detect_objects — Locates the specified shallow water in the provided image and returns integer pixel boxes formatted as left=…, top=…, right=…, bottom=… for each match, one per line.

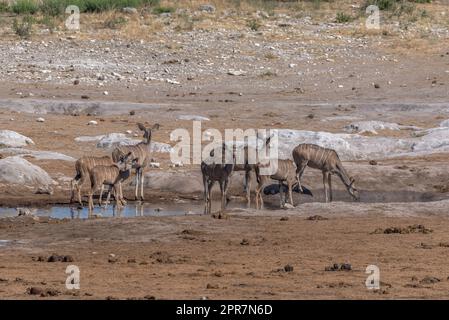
left=0, top=203, right=203, bottom=219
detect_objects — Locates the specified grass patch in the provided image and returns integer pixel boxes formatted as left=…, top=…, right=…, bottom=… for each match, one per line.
left=152, top=5, right=174, bottom=14
left=335, top=12, right=354, bottom=23
left=104, top=15, right=128, bottom=29
left=13, top=15, right=34, bottom=38
left=259, top=70, right=277, bottom=78
left=247, top=19, right=261, bottom=31
left=0, top=1, right=9, bottom=12
left=11, top=0, right=39, bottom=14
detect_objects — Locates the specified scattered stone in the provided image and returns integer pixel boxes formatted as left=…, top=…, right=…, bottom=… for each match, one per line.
left=122, top=7, right=138, bottom=14
left=28, top=287, right=43, bottom=295
left=325, top=263, right=352, bottom=271
left=150, top=251, right=173, bottom=264
left=372, top=225, right=433, bottom=234
left=36, top=117, right=45, bottom=123
left=369, top=160, right=378, bottom=165
left=374, top=83, right=380, bottom=89
left=73, top=79, right=79, bottom=85
left=283, top=203, right=295, bottom=209
left=420, top=276, right=440, bottom=284
left=127, top=258, right=137, bottom=263
left=143, top=295, right=156, bottom=300
left=228, top=69, right=246, bottom=76
left=280, top=216, right=289, bottom=221
left=199, top=4, right=215, bottom=13
left=108, top=253, right=118, bottom=263
left=284, top=264, right=294, bottom=272
left=240, top=238, right=250, bottom=245
left=305, top=215, right=328, bottom=221
left=88, top=120, right=98, bottom=125
left=206, top=283, right=219, bottom=289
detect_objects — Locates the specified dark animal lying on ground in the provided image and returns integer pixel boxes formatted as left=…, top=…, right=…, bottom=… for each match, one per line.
left=263, top=183, right=313, bottom=196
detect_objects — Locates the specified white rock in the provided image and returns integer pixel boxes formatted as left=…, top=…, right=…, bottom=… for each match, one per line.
left=344, top=121, right=420, bottom=134
left=228, top=69, right=246, bottom=76
left=36, top=117, right=45, bottom=122
left=75, top=135, right=105, bottom=143
left=439, top=119, right=449, bottom=127
left=103, top=91, right=109, bottom=96
left=88, top=120, right=98, bottom=125
left=0, top=156, right=55, bottom=186
left=0, top=148, right=75, bottom=161
left=177, top=115, right=210, bottom=121
left=0, top=130, right=34, bottom=148
left=125, top=130, right=133, bottom=134
left=149, top=162, right=160, bottom=168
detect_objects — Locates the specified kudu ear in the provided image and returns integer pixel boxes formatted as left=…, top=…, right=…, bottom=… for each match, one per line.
left=137, top=123, right=146, bottom=132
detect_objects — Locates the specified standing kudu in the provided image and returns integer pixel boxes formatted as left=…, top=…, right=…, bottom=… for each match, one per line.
left=70, top=156, right=113, bottom=206
left=233, top=135, right=272, bottom=207
left=255, top=159, right=297, bottom=209
left=88, top=152, right=134, bottom=213
left=292, top=144, right=359, bottom=202
left=112, top=123, right=160, bottom=201
left=201, top=143, right=235, bottom=215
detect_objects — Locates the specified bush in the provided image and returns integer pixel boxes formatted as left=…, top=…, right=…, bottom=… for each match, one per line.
left=335, top=12, right=353, bottom=23
left=247, top=19, right=261, bottom=31
left=13, top=15, right=34, bottom=38
left=104, top=16, right=127, bottom=29
left=0, top=1, right=9, bottom=12
left=12, top=0, right=39, bottom=14
left=152, top=5, right=174, bottom=14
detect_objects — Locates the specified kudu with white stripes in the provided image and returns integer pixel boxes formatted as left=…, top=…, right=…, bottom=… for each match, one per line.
left=112, top=123, right=160, bottom=201
left=292, top=144, right=359, bottom=202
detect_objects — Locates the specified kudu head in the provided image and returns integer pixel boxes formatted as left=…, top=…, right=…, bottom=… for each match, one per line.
left=117, top=152, right=136, bottom=171
left=137, top=123, right=160, bottom=145
left=348, top=176, right=360, bottom=201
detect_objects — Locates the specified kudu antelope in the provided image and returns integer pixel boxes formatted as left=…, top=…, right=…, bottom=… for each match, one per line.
left=201, top=144, right=235, bottom=215
left=112, top=123, right=160, bottom=201
left=255, top=159, right=298, bottom=209
left=88, top=152, right=134, bottom=212
left=292, top=144, right=359, bottom=202
left=70, top=155, right=113, bottom=205
left=233, top=135, right=272, bottom=207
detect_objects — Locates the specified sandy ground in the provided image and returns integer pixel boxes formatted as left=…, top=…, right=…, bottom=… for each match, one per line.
left=1, top=0, right=449, bottom=299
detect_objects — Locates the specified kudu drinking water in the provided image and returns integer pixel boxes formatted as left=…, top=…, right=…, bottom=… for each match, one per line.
left=292, top=143, right=359, bottom=202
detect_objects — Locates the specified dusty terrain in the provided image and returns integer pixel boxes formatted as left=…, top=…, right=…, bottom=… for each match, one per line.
left=1, top=0, right=449, bottom=299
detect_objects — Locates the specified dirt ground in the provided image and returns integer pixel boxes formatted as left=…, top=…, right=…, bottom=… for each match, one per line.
left=1, top=0, right=449, bottom=299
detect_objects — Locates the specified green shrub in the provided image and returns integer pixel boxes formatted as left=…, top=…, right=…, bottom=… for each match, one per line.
left=13, top=15, right=34, bottom=38
left=0, top=1, right=9, bottom=12
left=104, top=16, right=127, bottom=29
left=152, top=5, right=174, bottom=14
left=335, top=12, right=353, bottom=23
left=247, top=19, right=261, bottom=31
left=12, top=0, right=39, bottom=14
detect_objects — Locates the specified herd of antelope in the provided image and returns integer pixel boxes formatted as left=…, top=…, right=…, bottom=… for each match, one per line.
left=70, top=123, right=359, bottom=215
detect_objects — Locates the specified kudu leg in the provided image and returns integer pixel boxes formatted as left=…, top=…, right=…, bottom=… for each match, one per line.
left=98, top=184, right=105, bottom=207
left=328, top=174, right=333, bottom=202
left=288, top=181, right=294, bottom=206
left=279, top=181, right=285, bottom=208
left=140, top=170, right=145, bottom=201
left=207, top=181, right=214, bottom=214
left=134, top=170, right=140, bottom=201
left=245, top=170, right=251, bottom=208
left=295, top=161, right=308, bottom=193
left=323, top=172, right=329, bottom=203
left=202, top=176, right=208, bottom=215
